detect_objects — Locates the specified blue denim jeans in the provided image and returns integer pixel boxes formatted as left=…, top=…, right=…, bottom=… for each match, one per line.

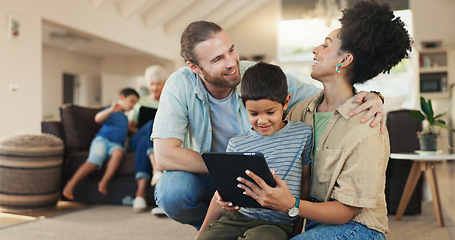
left=290, top=220, right=386, bottom=240
left=154, top=171, right=216, bottom=229
left=129, top=120, right=154, bottom=181
left=87, top=136, right=125, bottom=167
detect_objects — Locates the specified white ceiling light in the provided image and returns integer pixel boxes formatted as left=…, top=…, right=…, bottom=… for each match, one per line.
left=302, top=0, right=347, bottom=26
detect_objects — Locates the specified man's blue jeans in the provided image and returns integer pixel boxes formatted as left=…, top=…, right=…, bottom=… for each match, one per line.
left=154, top=170, right=216, bottom=229
left=129, top=120, right=154, bottom=181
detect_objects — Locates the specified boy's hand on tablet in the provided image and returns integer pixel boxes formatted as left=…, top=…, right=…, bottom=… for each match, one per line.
left=215, top=191, right=240, bottom=212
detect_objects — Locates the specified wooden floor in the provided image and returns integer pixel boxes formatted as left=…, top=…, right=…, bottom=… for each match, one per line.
left=0, top=201, right=88, bottom=228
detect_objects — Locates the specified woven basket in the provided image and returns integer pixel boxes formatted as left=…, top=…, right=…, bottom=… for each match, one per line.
left=0, top=133, right=64, bottom=212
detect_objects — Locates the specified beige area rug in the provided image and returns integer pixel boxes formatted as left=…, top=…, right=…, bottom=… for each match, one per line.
left=0, top=201, right=453, bottom=240
left=387, top=201, right=454, bottom=239
left=0, top=205, right=197, bottom=240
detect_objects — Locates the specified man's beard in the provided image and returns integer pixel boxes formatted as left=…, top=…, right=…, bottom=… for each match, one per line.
left=200, top=62, right=240, bottom=89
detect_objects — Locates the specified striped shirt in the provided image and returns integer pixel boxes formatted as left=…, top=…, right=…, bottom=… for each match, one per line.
left=227, top=121, right=313, bottom=225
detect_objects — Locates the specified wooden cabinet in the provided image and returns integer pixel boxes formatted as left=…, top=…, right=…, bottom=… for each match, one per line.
left=417, top=48, right=455, bottom=154
left=418, top=48, right=452, bottom=99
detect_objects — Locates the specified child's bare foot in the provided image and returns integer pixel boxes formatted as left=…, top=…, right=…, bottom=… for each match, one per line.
left=98, top=182, right=108, bottom=195
left=62, top=183, right=75, bottom=200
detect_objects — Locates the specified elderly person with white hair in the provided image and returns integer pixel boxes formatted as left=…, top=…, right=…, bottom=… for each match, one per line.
left=128, top=65, right=168, bottom=213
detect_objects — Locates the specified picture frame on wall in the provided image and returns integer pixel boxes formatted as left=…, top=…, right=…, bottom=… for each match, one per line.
left=7, top=13, right=22, bottom=41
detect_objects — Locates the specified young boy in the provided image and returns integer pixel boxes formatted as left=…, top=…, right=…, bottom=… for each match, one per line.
left=63, top=87, right=139, bottom=200
left=196, top=62, right=313, bottom=240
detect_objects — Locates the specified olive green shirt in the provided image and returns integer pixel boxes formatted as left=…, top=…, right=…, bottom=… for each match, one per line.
left=286, top=91, right=390, bottom=234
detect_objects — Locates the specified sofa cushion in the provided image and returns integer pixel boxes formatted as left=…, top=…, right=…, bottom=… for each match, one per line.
left=60, top=103, right=104, bottom=153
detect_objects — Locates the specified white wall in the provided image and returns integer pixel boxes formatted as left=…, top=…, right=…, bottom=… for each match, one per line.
left=1, top=0, right=43, bottom=137
left=43, top=46, right=174, bottom=119
left=100, top=56, right=174, bottom=105
left=0, top=0, right=178, bottom=137
left=229, top=0, right=280, bottom=62
left=42, top=45, right=102, bottom=119
left=411, top=0, right=455, bottom=48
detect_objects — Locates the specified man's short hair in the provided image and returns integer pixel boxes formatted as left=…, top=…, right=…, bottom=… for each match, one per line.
left=180, top=21, right=222, bottom=65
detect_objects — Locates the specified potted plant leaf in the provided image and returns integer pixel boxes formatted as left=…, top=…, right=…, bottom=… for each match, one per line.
left=409, top=97, right=455, bottom=151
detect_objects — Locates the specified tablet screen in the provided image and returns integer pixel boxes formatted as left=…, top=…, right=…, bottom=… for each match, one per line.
left=202, top=152, right=276, bottom=208
left=137, top=106, right=157, bottom=128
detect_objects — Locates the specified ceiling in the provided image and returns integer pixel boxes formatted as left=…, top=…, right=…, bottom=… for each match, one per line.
left=109, top=0, right=273, bottom=36
left=42, top=0, right=273, bottom=58
left=42, top=0, right=409, bottom=58
left=42, top=22, right=154, bottom=58
left=282, top=0, right=409, bottom=20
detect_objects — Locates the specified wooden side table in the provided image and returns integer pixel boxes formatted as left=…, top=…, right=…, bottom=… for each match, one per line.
left=390, top=153, right=455, bottom=227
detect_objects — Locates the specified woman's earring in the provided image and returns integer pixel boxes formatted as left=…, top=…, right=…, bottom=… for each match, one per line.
left=335, top=64, right=342, bottom=73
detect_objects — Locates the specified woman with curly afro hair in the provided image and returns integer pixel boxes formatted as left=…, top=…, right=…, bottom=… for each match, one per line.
left=230, top=0, right=412, bottom=239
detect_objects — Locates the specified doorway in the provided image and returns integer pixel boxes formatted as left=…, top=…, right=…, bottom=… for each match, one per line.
left=63, top=73, right=79, bottom=104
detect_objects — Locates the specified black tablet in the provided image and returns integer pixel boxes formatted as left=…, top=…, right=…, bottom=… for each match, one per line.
left=137, top=106, right=157, bottom=129
left=202, top=152, right=276, bottom=208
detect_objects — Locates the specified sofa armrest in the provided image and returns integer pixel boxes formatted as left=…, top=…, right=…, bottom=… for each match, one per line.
left=42, top=120, right=64, bottom=140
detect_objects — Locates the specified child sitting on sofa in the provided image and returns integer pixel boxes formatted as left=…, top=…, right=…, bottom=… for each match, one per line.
left=63, top=87, right=139, bottom=200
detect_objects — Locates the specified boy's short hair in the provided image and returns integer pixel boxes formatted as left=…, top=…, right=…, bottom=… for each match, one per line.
left=119, top=87, right=139, bottom=99
left=241, top=62, right=288, bottom=106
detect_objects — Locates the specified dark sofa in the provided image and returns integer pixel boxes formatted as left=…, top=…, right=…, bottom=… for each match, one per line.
left=385, top=109, right=423, bottom=215
left=42, top=103, right=155, bottom=205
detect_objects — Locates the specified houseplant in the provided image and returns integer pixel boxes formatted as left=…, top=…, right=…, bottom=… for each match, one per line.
left=409, top=97, right=455, bottom=151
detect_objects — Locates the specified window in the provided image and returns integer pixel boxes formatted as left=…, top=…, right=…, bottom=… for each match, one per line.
left=278, top=10, right=415, bottom=113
